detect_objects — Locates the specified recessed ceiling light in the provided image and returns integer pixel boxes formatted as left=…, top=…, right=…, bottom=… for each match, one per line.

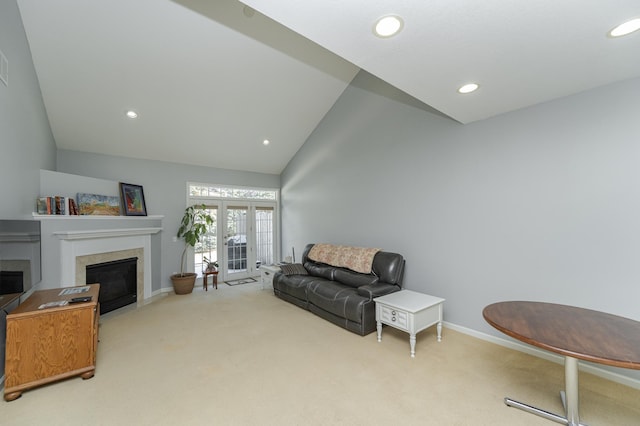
left=608, top=18, right=640, bottom=38
left=263, top=139, right=270, bottom=146
left=374, top=15, right=404, bottom=38
left=125, top=110, right=138, bottom=119
left=458, top=83, right=479, bottom=94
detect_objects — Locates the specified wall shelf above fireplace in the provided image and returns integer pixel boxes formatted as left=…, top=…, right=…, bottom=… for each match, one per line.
left=53, top=227, right=162, bottom=240
left=33, top=214, right=164, bottom=220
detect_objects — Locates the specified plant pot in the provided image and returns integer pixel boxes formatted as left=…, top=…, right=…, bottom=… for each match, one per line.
left=170, top=273, right=197, bottom=295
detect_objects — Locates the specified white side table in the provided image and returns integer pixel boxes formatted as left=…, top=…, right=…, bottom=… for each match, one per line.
left=374, top=289, right=445, bottom=358
left=260, top=265, right=280, bottom=290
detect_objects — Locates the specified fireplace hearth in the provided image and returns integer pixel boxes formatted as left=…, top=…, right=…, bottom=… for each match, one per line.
left=86, top=257, right=137, bottom=315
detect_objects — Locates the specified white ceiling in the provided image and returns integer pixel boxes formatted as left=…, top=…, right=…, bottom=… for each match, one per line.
left=16, top=0, right=640, bottom=175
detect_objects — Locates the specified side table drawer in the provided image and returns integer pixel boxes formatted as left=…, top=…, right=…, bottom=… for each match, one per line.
left=380, top=305, right=408, bottom=331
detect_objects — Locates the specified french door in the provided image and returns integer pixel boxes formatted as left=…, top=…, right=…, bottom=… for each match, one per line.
left=223, top=203, right=250, bottom=281
left=196, top=205, right=219, bottom=278
left=189, top=183, right=278, bottom=284
left=220, top=202, right=276, bottom=282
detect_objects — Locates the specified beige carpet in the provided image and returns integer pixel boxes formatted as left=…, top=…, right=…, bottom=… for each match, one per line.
left=3, top=282, right=640, bottom=425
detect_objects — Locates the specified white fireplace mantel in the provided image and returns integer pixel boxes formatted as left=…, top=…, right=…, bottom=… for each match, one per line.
left=55, top=227, right=162, bottom=301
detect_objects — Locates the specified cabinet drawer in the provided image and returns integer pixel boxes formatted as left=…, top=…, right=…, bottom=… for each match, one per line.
left=380, top=305, right=408, bottom=331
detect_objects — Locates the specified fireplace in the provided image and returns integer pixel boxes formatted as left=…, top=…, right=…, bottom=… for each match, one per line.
left=0, top=260, right=32, bottom=295
left=55, top=227, right=161, bottom=303
left=0, top=270, right=23, bottom=294
left=87, top=257, right=137, bottom=315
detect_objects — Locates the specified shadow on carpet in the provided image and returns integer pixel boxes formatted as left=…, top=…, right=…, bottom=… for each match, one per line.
left=225, top=277, right=257, bottom=286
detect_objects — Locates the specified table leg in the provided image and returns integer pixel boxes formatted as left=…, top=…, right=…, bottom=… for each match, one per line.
left=504, top=398, right=568, bottom=424
left=504, top=355, right=585, bottom=426
left=410, top=333, right=416, bottom=358
left=437, top=321, right=443, bottom=342
left=203, top=275, right=208, bottom=291
left=377, top=320, right=382, bottom=342
left=562, top=356, right=580, bottom=426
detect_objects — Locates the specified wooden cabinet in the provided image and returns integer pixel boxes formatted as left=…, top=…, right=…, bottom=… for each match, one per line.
left=4, top=284, right=100, bottom=401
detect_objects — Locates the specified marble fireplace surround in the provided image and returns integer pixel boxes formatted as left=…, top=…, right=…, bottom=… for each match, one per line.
left=54, top=228, right=161, bottom=303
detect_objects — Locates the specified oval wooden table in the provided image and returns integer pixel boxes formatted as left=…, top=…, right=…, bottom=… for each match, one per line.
left=483, top=301, right=640, bottom=426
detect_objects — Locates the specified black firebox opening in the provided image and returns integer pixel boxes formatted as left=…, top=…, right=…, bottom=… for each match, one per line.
left=0, top=271, right=24, bottom=295
left=86, top=257, right=137, bottom=315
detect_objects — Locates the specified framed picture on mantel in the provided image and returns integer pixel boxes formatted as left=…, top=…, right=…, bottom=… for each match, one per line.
left=119, top=182, right=147, bottom=216
left=77, top=193, right=120, bottom=216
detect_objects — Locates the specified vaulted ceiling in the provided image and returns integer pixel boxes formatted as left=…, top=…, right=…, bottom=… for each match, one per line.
left=17, top=0, right=640, bottom=174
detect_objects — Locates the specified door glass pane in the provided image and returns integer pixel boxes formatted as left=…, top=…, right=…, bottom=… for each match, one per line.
left=195, top=207, right=217, bottom=276
left=255, top=206, right=274, bottom=267
left=226, top=206, right=248, bottom=275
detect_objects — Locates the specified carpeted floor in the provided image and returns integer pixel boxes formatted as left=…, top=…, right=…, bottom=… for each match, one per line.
left=3, top=282, right=640, bottom=425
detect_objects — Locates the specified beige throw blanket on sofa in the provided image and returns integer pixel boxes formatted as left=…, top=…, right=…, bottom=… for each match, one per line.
left=307, top=244, right=381, bottom=274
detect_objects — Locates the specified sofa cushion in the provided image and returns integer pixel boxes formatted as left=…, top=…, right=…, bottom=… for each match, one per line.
left=307, top=280, right=369, bottom=324
left=279, top=263, right=308, bottom=275
left=334, top=268, right=378, bottom=288
left=304, top=261, right=336, bottom=280
left=272, top=274, right=317, bottom=301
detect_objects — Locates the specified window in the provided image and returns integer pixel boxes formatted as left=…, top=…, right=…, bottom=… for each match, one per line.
left=189, top=184, right=277, bottom=200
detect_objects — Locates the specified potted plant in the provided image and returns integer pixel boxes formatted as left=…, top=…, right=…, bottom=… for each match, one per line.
left=170, top=204, right=214, bottom=294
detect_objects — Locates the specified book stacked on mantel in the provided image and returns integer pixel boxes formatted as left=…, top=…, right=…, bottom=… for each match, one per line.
left=36, top=196, right=79, bottom=215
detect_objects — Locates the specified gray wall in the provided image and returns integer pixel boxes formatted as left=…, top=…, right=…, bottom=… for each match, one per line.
left=0, top=0, right=56, bottom=218
left=281, top=71, right=640, bottom=376
left=57, top=150, right=279, bottom=291
left=0, top=0, right=56, bottom=384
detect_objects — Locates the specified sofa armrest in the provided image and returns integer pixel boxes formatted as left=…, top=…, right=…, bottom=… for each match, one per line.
left=357, top=283, right=400, bottom=299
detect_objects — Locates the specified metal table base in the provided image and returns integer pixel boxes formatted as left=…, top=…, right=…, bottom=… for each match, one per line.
left=505, top=356, right=587, bottom=426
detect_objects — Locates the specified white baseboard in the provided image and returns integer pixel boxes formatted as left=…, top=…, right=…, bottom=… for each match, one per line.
left=443, top=321, right=640, bottom=390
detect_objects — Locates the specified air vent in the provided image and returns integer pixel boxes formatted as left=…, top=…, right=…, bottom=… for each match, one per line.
left=0, top=49, right=8, bottom=87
